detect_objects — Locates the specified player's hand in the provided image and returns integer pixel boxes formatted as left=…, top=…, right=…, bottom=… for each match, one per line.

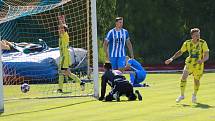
left=57, top=15, right=62, bottom=20
left=61, top=15, right=65, bottom=19
left=197, top=60, right=204, bottom=64
left=165, top=58, right=173, bottom=65
left=98, top=97, right=104, bottom=101
left=124, top=65, right=130, bottom=71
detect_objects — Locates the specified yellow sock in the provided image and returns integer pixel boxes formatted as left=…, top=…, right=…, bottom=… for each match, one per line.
left=194, top=83, right=200, bottom=95
left=69, top=73, right=81, bottom=83
left=180, top=79, right=187, bottom=96
left=58, top=75, right=64, bottom=90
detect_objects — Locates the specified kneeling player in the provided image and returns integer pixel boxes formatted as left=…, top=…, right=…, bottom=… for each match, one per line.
left=125, top=56, right=147, bottom=87
left=98, top=62, right=142, bottom=101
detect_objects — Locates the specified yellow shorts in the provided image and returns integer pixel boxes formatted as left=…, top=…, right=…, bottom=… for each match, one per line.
left=184, top=63, right=204, bottom=80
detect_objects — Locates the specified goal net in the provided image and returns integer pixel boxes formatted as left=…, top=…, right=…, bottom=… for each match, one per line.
left=0, top=0, right=98, bottom=113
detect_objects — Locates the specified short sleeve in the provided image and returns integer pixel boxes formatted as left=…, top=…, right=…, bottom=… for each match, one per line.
left=105, top=30, right=113, bottom=42
left=180, top=41, right=187, bottom=53
left=202, top=41, right=209, bottom=52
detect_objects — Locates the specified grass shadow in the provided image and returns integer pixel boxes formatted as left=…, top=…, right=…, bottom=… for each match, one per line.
left=102, top=99, right=142, bottom=103
left=175, top=102, right=215, bottom=109
left=0, top=99, right=96, bottom=117
left=194, top=102, right=215, bottom=109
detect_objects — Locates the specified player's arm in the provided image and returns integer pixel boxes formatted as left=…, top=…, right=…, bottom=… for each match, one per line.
left=124, top=65, right=130, bottom=71
left=124, top=60, right=131, bottom=71
left=99, top=75, right=107, bottom=101
left=126, top=39, right=134, bottom=59
left=165, top=41, right=187, bottom=65
left=165, top=50, right=183, bottom=65
left=103, top=40, right=109, bottom=61
left=197, top=41, right=209, bottom=64
left=197, top=51, right=209, bottom=64
left=61, top=15, right=66, bottom=25
left=122, top=57, right=131, bottom=72
left=58, top=15, right=64, bottom=35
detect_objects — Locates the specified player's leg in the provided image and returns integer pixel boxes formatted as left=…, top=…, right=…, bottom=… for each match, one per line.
left=192, top=66, right=203, bottom=103
left=127, top=92, right=137, bottom=101
left=176, top=65, right=189, bottom=102
left=193, top=78, right=200, bottom=96
left=192, top=79, right=200, bottom=103
left=108, top=84, right=121, bottom=101
left=129, top=71, right=136, bottom=85
left=125, top=86, right=142, bottom=101
left=105, top=93, right=114, bottom=101
left=58, top=76, right=64, bottom=93
left=125, top=83, right=137, bottom=101
left=180, top=65, right=190, bottom=96
left=121, top=82, right=139, bottom=101
left=58, top=69, right=67, bottom=93
left=117, top=56, right=126, bottom=71
left=67, top=70, right=85, bottom=91
left=105, top=86, right=119, bottom=101
left=58, top=56, right=68, bottom=92
left=132, top=70, right=147, bottom=87
left=135, top=90, right=142, bottom=101
left=109, top=57, right=118, bottom=69
left=67, top=71, right=81, bottom=82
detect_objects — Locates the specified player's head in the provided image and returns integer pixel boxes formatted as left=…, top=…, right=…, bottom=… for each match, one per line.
left=190, top=28, right=200, bottom=41
left=104, top=62, right=112, bottom=71
left=115, top=17, right=123, bottom=29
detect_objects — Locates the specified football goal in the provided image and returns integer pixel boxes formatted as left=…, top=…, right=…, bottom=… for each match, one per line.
left=0, top=0, right=98, bottom=113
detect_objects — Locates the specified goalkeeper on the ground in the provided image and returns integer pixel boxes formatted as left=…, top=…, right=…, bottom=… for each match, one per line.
left=99, top=62, right=142, bottom=101
left=57, top=14, right=85, bottom=93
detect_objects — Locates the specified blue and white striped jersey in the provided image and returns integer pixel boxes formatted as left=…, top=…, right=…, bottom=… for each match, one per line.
left=105, top=28, right=130, bottom=58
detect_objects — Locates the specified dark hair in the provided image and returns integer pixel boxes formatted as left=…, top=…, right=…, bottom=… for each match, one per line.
left=104, top=62, right=112, bottom=70
left=115, top=17, right=123, bottom=22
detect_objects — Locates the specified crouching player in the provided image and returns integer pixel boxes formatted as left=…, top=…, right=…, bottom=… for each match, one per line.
left=98, top=62, right=142, bottom=101
left=125, top=56, right=147, bottom=87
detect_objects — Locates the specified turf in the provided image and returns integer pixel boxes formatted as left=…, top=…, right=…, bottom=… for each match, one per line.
left=0, top=73, right=215, bottom=121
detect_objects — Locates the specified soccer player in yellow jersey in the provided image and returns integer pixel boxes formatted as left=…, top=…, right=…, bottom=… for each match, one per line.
left=165, top=28, right=209, bottom=103
left=57, top=15, right=84, bottom=93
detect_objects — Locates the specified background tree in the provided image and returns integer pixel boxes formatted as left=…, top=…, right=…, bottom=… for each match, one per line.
left=97, top=0, right=215, bottom=64
left=97, top=0, right=117, bottom=64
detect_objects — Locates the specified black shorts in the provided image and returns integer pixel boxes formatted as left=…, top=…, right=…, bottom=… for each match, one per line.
left=61, top=68, right=68, bottom=70
left=111, top=81, right=134, bottom=96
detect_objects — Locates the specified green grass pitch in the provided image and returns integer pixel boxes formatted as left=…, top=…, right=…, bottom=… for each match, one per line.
left=0, top=73, right=215, bottom=121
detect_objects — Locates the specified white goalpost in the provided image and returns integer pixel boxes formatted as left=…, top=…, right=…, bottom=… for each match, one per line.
left=91, top=0, right=99, bottom=98
left=0, top=0, right=98, bottom=113
left=0, top=32, right=4, bottom=113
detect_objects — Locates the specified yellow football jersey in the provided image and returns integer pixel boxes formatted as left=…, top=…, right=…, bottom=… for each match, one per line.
left=59, top=32, right=71, bottom=68
left=180, top=39, right=209, bottom=66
